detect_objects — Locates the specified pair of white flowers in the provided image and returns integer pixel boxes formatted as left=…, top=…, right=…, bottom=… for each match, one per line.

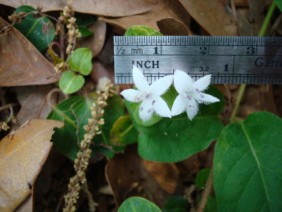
left=121, top=66, right=220, bottom=122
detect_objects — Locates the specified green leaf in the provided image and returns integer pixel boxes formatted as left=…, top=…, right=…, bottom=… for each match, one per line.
left=78, top=27, right=93, bottom=38
left=67, top=48, right=93, bottom=75
left=48, top=94, right=125, bottom=160
left=195, top=168, right=210, bottom=189
left=75, top=13, right=96, bottom=27
left=125, top=86, right=224, bottom=162
left=125, top=25, right=162, bottom=36
left=14, top=5, right=55, bottom=51
left=275, top=0, right=282, bottom=12
left=163, top=196, right=189, bottom=212
left=110, top=115, right=138, bottom=145
left=118, top=197, right=161, bottom=212
left=214, top=112, right=282, bottom=212
left=59, top=71, right=85, bottom=94
left=138, top=116, right=223, bottom=162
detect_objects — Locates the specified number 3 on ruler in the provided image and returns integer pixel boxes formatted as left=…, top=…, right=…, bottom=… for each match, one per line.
left=247, top=46, right=255, bottom=55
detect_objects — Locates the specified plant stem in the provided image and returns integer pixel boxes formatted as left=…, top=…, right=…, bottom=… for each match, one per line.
left=197, top=168, right=214, bottom=212
left=230, top=1, right=276, bottom=122
left=259, top=1, right=277, bottom=36
left=230, top=84, right=246, bottom=122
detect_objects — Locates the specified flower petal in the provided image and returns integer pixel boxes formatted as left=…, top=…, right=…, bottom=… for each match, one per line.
left=171, top=95, right=186, bottom=116
left=150, top=75, right=173, bottom=96
left=132, top=66, right=149, bottom=91
left=185, top=98, right=199, bottom=120
left=174, top=70, right=193, bottom=93
left=153, top=97, right=171, bottom=118
left=193, top=74, right=211, bottom=91
left=120, top=89, right=143, bottom=102
left=194, top=92, right=220, bottom=104
left=139, top=99, right=154, bottom=122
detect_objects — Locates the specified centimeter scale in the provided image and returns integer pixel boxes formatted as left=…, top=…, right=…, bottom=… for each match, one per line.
left=113, top=36, right=282, bottom=84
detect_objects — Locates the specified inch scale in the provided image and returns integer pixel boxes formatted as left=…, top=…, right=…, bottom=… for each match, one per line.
left=114, top=36, right=282, bottom=84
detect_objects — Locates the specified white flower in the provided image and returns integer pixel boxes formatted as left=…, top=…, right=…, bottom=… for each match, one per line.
left=121, top=66, right=173, bottom=122
left=171, top=70, right=220, bottom=120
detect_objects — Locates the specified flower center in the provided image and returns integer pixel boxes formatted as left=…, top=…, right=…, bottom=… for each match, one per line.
left=184, top=91, right=193, bottom=100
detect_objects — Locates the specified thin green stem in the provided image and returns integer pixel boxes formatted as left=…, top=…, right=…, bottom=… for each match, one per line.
left=230, top=1, right=276, bottom=123
left=230, top=84, right=246, bottom=122
left=259, top=1, right=277, bottom=36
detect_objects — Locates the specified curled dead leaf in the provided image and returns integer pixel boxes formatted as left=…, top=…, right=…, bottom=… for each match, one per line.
left=0, top=119, right=63, bottom=211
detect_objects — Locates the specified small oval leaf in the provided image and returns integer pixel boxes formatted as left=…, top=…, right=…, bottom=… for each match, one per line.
left=118, top=197, right=162, bottom=212
left=67, top=48, right=93, bottom=75
left=59, top=71, right=85, bottom=94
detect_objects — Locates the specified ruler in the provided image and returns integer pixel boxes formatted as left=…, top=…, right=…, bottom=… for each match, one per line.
left=114, top=36, right=282, bottom=84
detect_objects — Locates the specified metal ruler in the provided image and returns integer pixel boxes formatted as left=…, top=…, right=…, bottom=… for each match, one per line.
left=114, top=36, right=282, bottom=84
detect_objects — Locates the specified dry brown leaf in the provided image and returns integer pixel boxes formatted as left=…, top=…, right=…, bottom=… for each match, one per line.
left=91, top=61, right=114, bottom=85
left=143, top=160, right=179, bottom=193
left=157, top=18, right=190, bottom=35
left=0, top=0, right=154, bottom=17
left=14, top=85, right=64, bottom=128
left=16, top=195, right=32, bottom=212
left=77, top=20, right=107, bottom=58
left=105, top=145, right=170, bottom=207
left=237, top=9, right=253, bottom=35
left=101, top=0, right=191, bottom=31
left=178, top=0, right=238, bottom=35
left=0, top=18, right=60, bottom=86
left=0, top=119, right=63, bottom=211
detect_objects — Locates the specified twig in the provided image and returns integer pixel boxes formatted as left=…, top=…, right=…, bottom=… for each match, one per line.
left=82, top=183, right=98, bottom=212
left=197, top=168, right=214, bottom=212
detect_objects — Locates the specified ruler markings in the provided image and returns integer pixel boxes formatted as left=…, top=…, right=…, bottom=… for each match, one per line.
left=114, top=36, right=282, bottom=84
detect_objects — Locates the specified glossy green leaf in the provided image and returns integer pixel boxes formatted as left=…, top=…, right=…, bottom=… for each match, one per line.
left=125, top=25, right=162, bottom=36
left=214, top=112, right=282, bottom=212
left=67, top=48, right=93, bottom=75
left=59, top=71, right=85, bottom=94
left=48, top=94, right=125, bottom=160
left=138, top=115, right=223, bottom=162
left=110, top=115, right=138, bottom=145
left=275, top=0, right=282, bottom=12
left=118, top=197, right=161, bottom=212
left=14, top=5, right=55, bottom=51
left=163, top=196, right=189, bottom=212
left=195, top=168, right=210, bottom=189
